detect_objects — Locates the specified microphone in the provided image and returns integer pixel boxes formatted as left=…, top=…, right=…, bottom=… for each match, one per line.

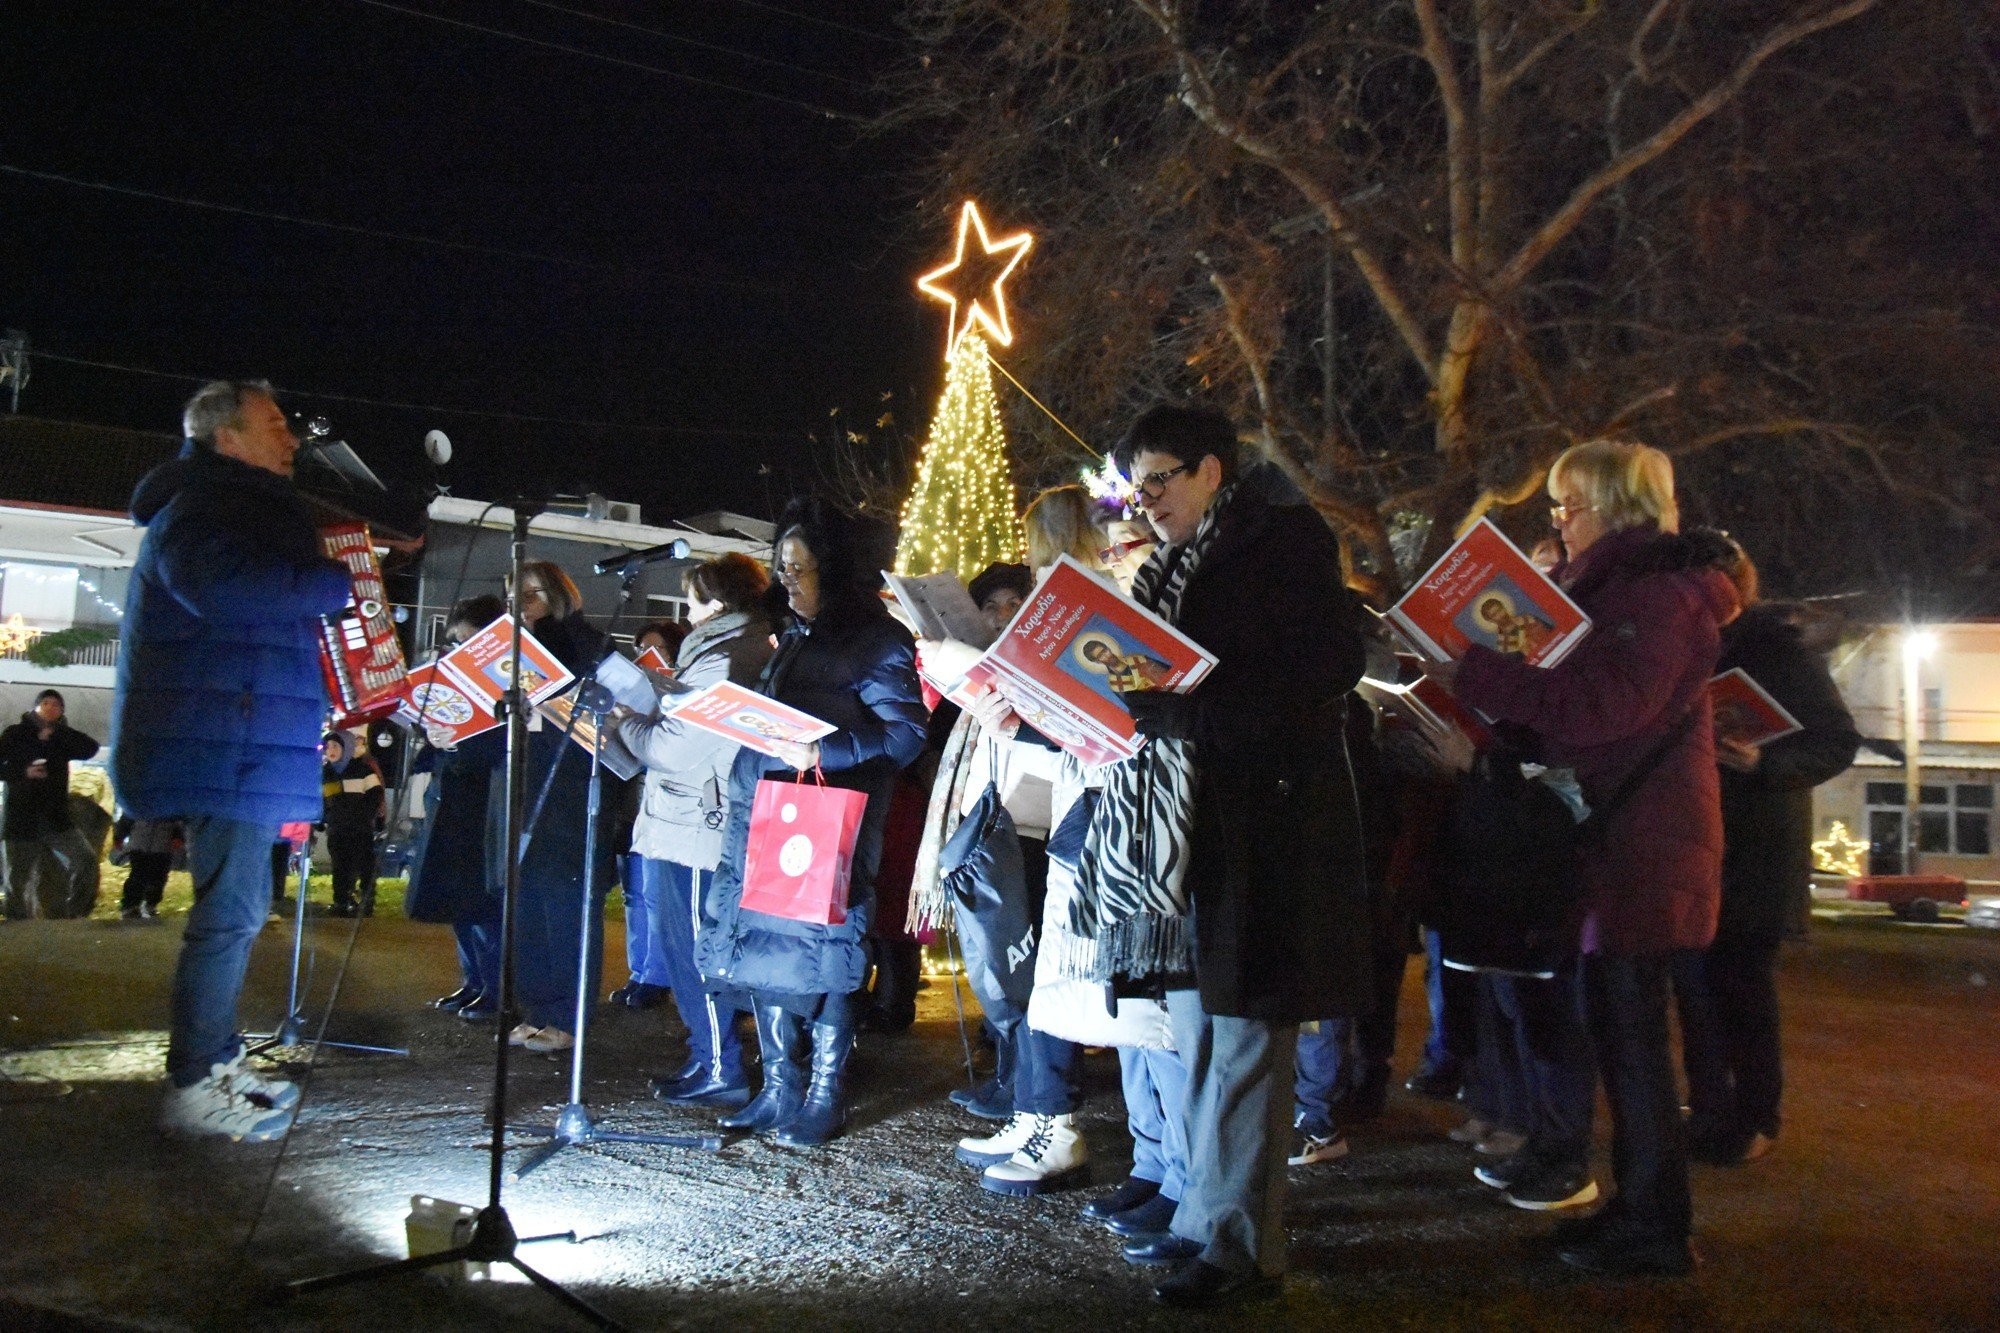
left=594, top=539, right=691, bottom=576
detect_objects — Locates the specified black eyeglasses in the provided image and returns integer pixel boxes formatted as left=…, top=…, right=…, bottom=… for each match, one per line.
left=1132, top=462, right=1193, bottom=501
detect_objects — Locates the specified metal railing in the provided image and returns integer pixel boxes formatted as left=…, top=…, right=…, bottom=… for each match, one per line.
left=0, top=634, right=122, bottom=668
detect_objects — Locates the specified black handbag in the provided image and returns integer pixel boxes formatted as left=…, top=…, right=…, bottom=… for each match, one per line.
left=1434, top=710, right=1697, bottom=977
left=939, top=781, right=1038, bottom=1010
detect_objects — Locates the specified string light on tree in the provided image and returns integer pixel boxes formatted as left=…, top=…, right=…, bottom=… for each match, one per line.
left=896, top=201, right=1033, bottom=578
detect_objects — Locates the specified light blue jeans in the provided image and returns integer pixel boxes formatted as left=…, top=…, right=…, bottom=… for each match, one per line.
left=1118, top=1043, right=1190, bottom=1200
left=167, top=815, right=278, bottom=1087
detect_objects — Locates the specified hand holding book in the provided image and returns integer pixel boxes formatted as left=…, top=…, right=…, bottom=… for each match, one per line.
left=1119, top=688, right=1195, bottom=741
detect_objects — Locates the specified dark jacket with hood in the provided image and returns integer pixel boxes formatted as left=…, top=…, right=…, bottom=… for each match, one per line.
left=697, top=601, right=926, bottom=1010
left=1456, top=523, right=1741, bottom=955
left=111, top=443, right=352, bottom=826
left=1715, top=603, right=1859, bottom=943
left=0, top=712, right=100, bottom=839
left=1156, top=465, right=1374, bottom=1020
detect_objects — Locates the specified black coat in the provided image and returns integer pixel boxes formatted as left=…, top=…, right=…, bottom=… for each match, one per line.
left=1171, top=470, right=1372, bottom=1021
left=1716, top=604, right=1859, bottom=944
left=402, top=730, right=503, bottom=923
left=697, top=605, right=927, bottom=1008
left=0, top=714, right=100, bottom=839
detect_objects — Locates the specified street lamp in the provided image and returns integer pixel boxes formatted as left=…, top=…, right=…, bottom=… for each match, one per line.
left=1900, top=627, right=1936, bottom=874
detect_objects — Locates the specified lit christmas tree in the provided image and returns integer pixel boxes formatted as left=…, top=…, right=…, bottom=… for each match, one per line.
left=896, top=201, right=1033, bottom=579
left=894, top=330, right=1024, bottom=578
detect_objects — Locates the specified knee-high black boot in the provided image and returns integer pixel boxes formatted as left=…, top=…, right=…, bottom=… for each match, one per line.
left=718, top=1002, right=807, bottom=1133
left=772, top=1015, right=855, bottom=1147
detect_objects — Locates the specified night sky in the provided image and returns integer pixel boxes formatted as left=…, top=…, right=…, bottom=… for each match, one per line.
left=1, top=0, right=935, bottom=522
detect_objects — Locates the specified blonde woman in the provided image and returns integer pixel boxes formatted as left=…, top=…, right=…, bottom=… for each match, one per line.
left=1439, top=439, right=1740, bottom=1277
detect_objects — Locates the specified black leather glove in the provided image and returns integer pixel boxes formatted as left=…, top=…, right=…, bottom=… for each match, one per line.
left=1119, top=689, right=1197, bottom=741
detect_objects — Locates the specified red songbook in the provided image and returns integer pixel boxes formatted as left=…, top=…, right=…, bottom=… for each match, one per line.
left=449, top=614, right=576, bottom=708
left=393, top=615, right=574, bottom=748
left=659, top=680, right=836, bottom=761
left=1387, top=519, right=1591, bottom=668
left=1709, top=668, right=1802, bottom=747
left=397, top=661, right=500, bottom=749
left=317, top=523, right=409, bottom=728
left=634, top=644, right=676, bottom=677
left=951, top=555, right=1217, bottom=766
left=1357, top=673, right=1495, bottom=751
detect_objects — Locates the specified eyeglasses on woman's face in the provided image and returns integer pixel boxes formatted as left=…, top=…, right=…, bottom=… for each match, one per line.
left=1549, top=500, right=1595, bottom=525
left=1131, top=462, right=1194, bottom=502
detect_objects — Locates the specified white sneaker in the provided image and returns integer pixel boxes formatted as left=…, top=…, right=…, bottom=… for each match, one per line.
left=523, top=1027, right=574, bottom=1054
left=160, top=1066, right=295, bottom=1143
left=956, top=1111, right=1036, bottom=1168
left=220, top=1049, right=300, bottom=1111
left=507, top=1024, right=542, bottom=1047
left=981, top=1114, right=1088, bottom=1196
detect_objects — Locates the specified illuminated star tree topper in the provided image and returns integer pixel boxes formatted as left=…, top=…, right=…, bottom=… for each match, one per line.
left=896, top=202, right=1032, bottom=579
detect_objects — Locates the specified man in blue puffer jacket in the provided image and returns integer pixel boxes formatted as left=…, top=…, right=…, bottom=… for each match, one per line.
left=112, top=379, right=352, bottom=1143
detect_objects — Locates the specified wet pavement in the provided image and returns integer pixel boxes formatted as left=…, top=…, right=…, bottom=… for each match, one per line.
left=1, top=908, right=1996, bottom=1331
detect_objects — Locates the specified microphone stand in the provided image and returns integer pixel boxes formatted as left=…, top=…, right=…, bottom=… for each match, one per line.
left=243, top=838, right=407, bottom=1058
left=276, top=499, right=623, bottom=1331
left=508, top=678, right=724, bottom=1178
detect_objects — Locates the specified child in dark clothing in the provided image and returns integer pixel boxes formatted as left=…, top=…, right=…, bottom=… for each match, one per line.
left=321, top=731, right=385, bottom=916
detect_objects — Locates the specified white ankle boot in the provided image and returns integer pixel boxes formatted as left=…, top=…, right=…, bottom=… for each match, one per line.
left=981, top=1113, right=1088, bottom=1196
left=955, top=1111, right=1036, bottom=1168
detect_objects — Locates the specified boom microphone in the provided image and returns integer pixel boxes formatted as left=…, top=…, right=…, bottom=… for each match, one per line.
left=593, top=538, right=691, bottom=576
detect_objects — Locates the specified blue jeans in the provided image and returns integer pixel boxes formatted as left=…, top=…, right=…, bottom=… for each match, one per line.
left=622, top=852, right=672, bottom=987
left=648, top=858, right=740, bottom=1080
left=168, top=815, right=279, bottom=1087
left=1165, top=989, right=1297, bottom=1279
left=1118, top=1043, right=1189, bottom=1200
left=1488, top=962, right=1595, bottom=1163
left=1294, top=1019, right=1349, bottom=1134
left=1014, top=1024, right=1081, bottom=1115
left=1419, top=927, right=1459, bottom=1075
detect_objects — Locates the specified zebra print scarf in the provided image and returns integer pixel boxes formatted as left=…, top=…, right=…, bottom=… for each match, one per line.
left=1064, top=481, right=1238, bottom=983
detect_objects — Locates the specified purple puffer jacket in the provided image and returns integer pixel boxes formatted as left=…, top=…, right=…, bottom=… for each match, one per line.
left=1454, top=524, right=1740, bottom=956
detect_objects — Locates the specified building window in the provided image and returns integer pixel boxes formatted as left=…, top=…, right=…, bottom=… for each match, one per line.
left=1863, top=780, right=1994, bottom=866
left=0, top=561, right=79, bottom=630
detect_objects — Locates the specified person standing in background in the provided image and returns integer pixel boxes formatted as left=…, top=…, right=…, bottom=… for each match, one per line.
left=320, top=731, right=385, bottom=917
left=1, top=689, right=102, bottom=919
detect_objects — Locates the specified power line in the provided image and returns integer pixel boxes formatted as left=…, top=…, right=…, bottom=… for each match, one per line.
left=0, top=162, right=785, bottom=294
left=518, top=0, right=872, bottom=88
left=700, top=0, right=898, bottom=44
left=28, top=349, right=806, bottom=440
left=342, top=0, right=863, bottom=121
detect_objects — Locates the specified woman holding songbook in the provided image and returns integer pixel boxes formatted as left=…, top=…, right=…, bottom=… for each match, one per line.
left=1431, top=439, right=1739, bottom=1278
left=696, top=498, right=926, bottom=1147
left=1674, top=536, right=1858, bottom=1168
left=504, top=559, right=616, bottom=1056
left=614, top=554, right=775, bottom=1108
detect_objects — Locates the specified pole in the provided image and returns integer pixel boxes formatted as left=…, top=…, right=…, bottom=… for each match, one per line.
left=1901, top=627, right=1924, bottom=876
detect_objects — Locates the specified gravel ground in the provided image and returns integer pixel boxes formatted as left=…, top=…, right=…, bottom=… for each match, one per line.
left=0, top=903, right=1995, bottom=1332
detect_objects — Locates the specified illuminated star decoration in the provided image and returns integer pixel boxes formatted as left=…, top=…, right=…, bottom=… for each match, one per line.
left=916, top=200, right=1033, bottom=354
left=1812, top=820, right=1869, bottom=878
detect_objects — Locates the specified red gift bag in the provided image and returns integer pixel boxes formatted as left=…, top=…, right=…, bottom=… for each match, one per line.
left=739, top=773, right=869, bottom=926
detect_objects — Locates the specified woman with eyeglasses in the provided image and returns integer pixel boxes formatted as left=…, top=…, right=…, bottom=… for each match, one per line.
left=695, top=497, right=927, bottom=1146
left=501, top=559, right=617, bottom=1056
left=1430, top=439, right=1740, bottom=1277
left=613, top=554, right=777, bottom=1109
